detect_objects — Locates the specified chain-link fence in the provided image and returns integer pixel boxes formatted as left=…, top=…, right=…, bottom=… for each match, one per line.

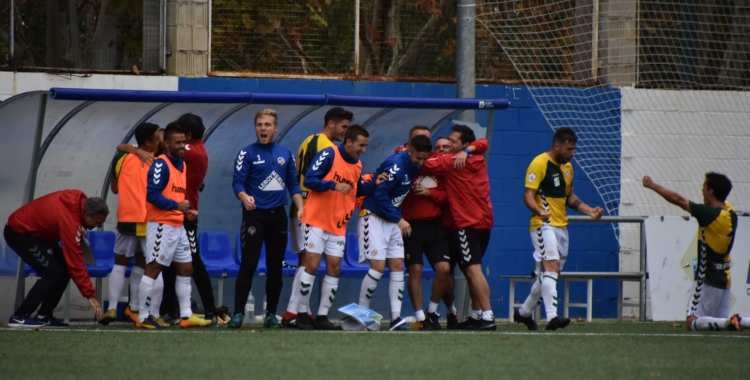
left=0, top=0, right=162, bottom=73
left=211, top=0, right=519, bottom=82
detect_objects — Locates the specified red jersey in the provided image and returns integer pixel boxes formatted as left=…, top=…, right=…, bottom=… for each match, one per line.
left=420, top=149, right=494, bottom=230
left=7, top=190, right=96, bottom=299
left=401, top=175, right=448, bottom=221
left=184, top=141, right=208, bottom=211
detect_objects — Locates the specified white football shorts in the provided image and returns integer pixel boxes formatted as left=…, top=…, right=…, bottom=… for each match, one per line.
left=145, top=222, right=191, bottom=266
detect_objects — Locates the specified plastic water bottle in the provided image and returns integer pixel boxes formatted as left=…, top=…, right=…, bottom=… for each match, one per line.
left=244, top=292, right=255, bottom=324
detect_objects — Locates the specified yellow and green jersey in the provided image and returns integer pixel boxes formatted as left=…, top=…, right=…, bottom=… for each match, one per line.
left=525, top=153, right=573, bottom=231
left=290, top=133, right=334, bottom=217
left=690, top=201, right=737, bottom=289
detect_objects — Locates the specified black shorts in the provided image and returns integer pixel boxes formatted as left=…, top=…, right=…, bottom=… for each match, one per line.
left=404, top=219, right=450, bottom=268
left=450, top=228, right=491, bottom=269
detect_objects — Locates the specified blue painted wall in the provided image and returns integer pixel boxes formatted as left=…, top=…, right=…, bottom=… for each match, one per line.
left=179, top=77, right=621, bottom=319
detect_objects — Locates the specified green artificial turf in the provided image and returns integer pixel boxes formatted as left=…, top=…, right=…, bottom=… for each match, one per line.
left=1, top=321, right=748, bottom=379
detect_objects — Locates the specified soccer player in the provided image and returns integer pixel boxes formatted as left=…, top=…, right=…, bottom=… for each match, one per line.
left=138, top=123, right=210, bottom=329
left=283, top=107, right=352, bottom=328
left=514, top=127, right=604, bottom=331
left=5, top=190, right=106, bottom=328
left=420, top=125, right=495, bottom=330
left=357, top=134, right=432, bottom=331
left=294, top=125, right=381, bottom=330
left=642, top=173, right=747, bottom=332
left=99, top=123, right=163, bottom=326
left=159, top=113, right=218, bottom=326
left=228, top=109, right=304, bottom=329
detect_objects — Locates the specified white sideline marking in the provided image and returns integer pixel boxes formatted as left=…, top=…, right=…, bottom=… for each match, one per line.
left=1, top=327, right=748, bottom=339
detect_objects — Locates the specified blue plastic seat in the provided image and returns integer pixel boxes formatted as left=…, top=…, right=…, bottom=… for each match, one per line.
left=86, top=230, right=116, bottom=277
left=234, top=232, right=266, bottom=275
left=0, top=244, right=20, bottom=277
left=341, top=233, right=369, bottom=277
left=200, top=231, right=237, bottom=277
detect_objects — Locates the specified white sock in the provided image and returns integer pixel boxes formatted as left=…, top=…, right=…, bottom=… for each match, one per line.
left=389, top=271, right=405, bottom=320
left=286, top=266, right=306, bottom=314
left=427, top=301, right=439, bottom=314
left=150, top=273, right=164, bottom=317
left=541, top=272, right=559, bottom=321
left=317, top=275, right=339, bottom=316
left=176, top=275, right=192, bottom=319
left=415, top=310, right=426, bottom=321
left=138, top=276, right=155, bottom=322
left=359, top=269, right=383, bottom=308
left=481, top=310, right=494, bottom=321
left=691, top=317, right=730, bottom=331
left=129, top=266, right=145, bottom=311
left=471, top=309, right=482, bottom=320
left=519, top=276, right=543, bottom=318
left=107, top=264, right=127, bottom=311
left=741, top=317, right=750, bottom=329
left=297, top=271, right=316, bottom=314
left=449, top=304, right=457, bottom=315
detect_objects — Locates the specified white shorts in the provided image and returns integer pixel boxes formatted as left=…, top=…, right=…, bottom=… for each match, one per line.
left=290, top=217, right=305, bottom=254
left=358, top=212, right=404, bottom=263
left=145, top=222, right=191, bottom=266
left=531, top=225, right=569, bottom=270
left=686, top=281, right=731, bottom=318
left=114, top=232, right=146, bottom=258
left=303, top=224, right=345, bottom=258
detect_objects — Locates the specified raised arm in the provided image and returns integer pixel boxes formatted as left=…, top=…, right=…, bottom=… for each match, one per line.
left=642, top=175, right=690, bottom=212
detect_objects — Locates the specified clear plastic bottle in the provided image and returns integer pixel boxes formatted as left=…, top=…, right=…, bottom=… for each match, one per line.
left=244, top=292, right=255, bottom=324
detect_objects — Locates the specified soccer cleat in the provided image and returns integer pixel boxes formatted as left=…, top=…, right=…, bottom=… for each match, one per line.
left=98, top=309, right=118, bottom=326
left=514, top=310, right=540, bottom=331
left=313, top=315, right=341, bottom=330
left=34, top=314, right=69, bottom=328
left=160, top=313, right=180, bottom=327
left=727, top=314, right=742, bottom=332
left=263, top=313, right=280, bottom=329
left=417, top=319, right=435, bottom=331
left=281, top=311, right=298, bottom=328
left=296, top=312, right=314, bottom=330
left=228, top=313, right=244, bottom=329
left=138, top=315, right=165, bottom=330
left=455, top=317, right=479, bottom=330
left=179, top=314, right=213, bottom=329
left=123, top=305, right=140, bottom=325
left=446, top=313, right=459, bottom=330
left=389, top=317, right=411, bottom=331
left=7, top=314, right=45, bottom=329
left=464, top=318, right=497, bottom=331
left=153, top=316, right=171, bottom=328
left=545, top=317, right=571, bottom=331
left=426, top=312, right=442, bottom=330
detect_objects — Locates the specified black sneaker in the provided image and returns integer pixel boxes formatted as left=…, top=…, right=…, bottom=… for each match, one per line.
left=455, top=317, right=479, bottom=330
left=34, top=314, right=69, bottom=328
left=389, top=317, right=411, bottom=331
left=545, top=316, right=571, bottom=331
left=465, top=318, right=497, bottom=331
left=7, top=314, right=45, bottom=329
left=418, top=319, right=434, bottom=330
left=513, top=310, right=540, bottom=331
left=446, top=313, right=459, bottom=330
left=426, top=312, right=442, bottom=330
left=313, top=315, right=341, bottom=330
left=296, top=312, right=314, bottom=330
left=281, top=315, right=298, bottom=328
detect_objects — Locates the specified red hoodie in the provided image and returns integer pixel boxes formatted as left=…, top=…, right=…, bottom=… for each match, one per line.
left=400, top=175, right=448, bottom=221
left=420, top=144, right=493, bottom=230
left=8, top=190, right=96, bottom=299
left=184, top=140, right=208, bottom=211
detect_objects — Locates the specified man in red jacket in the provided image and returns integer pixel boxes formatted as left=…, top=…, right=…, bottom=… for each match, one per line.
left=420, top=124, right=495, bottom=330
left=5, top=190, right=107, bottom=328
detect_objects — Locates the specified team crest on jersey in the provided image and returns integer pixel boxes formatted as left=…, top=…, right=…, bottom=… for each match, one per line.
left=277, top=157, right=286, bottom=166
left=160, top=254, right=166, bottom=261
left=565, top=169, right=571, bottom=177
left=372, top=249, right=378, bottom=257
left=248, top=227, right=256, bottom=235
left=528, top=173, right=536, bottom=183
left=547, top=250, right=553, bottom=256
left=307, top=242, right=315, bottom=249
left=336, top=240, right=345, bottom=247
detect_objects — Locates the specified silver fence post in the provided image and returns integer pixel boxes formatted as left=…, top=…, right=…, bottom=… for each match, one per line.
left=639, top=219, right=647, bottom=322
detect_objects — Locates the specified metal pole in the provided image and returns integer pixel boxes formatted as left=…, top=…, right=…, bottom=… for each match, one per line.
left=9, top=0, right=14, bottom=65
left=206, top=0, right=211, bottom=74
left=484, top=109, right=494, bottom=161
left=639, top=220, right=647, bottom=322
left=456, top=0, right=476, bottom=123
left=591, top=0, right=599, bottom=81
left=354, top=0, right=360, bottom=76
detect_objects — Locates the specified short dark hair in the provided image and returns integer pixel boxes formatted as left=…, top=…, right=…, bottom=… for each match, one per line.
left=325, top=107, right=353, bottom=125
left=344, top=124, right=369, bottom=144
left=436, top=136, right=450, bottom=142
left=553, top=127, right=578, bottom=145
left=451, top=124, right=476, bottom=145
left=134, top=123, right=160, bottom=146
left=84, top=197, right=109, bottom=218
left=176, top=113, right=205, bottom=140
left=705, top=172, right=732, bottom=202
left=408, top=125, right=430, bottom=139
left=409, top=135, right=432, bottom=153
left=163, top=122, right=184, bottom=142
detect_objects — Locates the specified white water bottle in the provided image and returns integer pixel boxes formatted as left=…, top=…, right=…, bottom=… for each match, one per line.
left=244, top=292, right=255, bottom=324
